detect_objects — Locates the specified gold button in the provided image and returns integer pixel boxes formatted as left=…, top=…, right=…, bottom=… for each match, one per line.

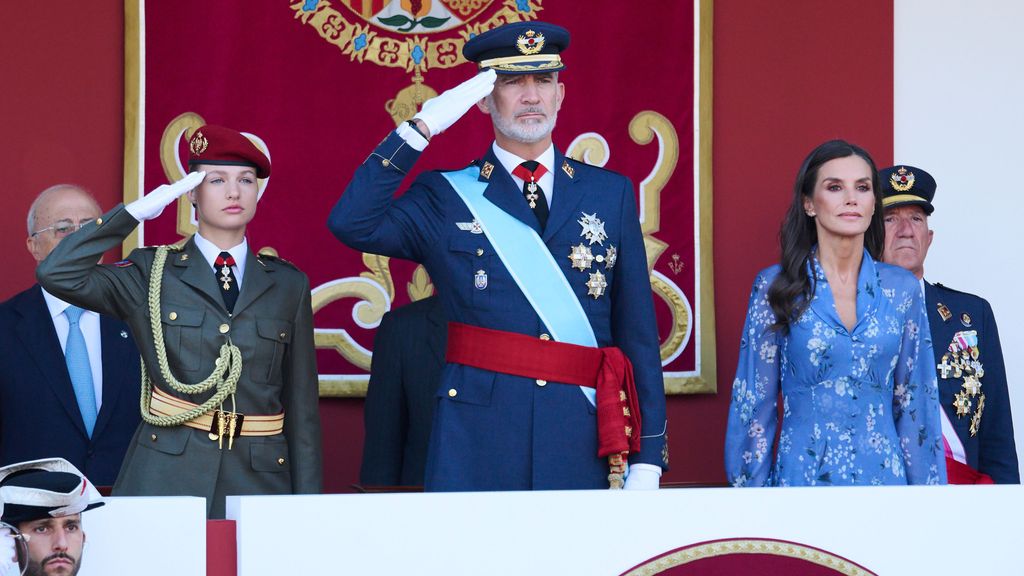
left=382, top=159, right=391, bottom=167
left=168, top=312, right=178, bottom=321
left=536, top=379, right=547, bottom=387
left=539, top=333, right=550, bottom=341
left=448, top=388, right=457, bottom=398
left=476, top=248, right=484, bottom=256
left=279, top=332, right=287, bottom=339
left=150, top=434, right=157, bottom=442
left=95, top=217, right=103, bottom=225
left=219, top=324, right=230, bottom=334
left=277, top=458, right=286, bottom=466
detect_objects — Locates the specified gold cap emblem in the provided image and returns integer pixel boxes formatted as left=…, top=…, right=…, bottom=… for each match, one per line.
left=190, top=130, right=208, bottom=155
left=889, top=166, right=915, bottom=192
left=517, top=30, right=545, bottom=56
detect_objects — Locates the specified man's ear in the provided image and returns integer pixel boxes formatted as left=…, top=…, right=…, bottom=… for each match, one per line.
left=476, top=96, right=491, bottom=114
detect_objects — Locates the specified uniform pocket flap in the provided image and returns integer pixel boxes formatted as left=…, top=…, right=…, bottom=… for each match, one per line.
left=448, top=233, right=490, bottom=255
left=437, top=365, right=495, bottom=407
left=161, top=306, right=205, bottom=327
left=256, top=318, right=294, bottom=343
left=140, top=424, right=191, bottom=455
left=250, top=440, right=290, bottom=472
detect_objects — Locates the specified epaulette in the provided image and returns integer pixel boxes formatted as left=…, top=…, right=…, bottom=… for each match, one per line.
left=256, top=249, right=298, bottom=270
left=932, top=282, right=974, bottom=297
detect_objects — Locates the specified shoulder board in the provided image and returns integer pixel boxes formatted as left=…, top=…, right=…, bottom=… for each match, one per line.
left=562, top=156, right=620, bottom=176
left=932, top=282, right=982, bottom=299
left=256, top=252, right=298, bottom=269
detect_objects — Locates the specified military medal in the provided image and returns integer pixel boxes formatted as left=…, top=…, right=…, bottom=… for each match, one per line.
left=569, top=243, right=595, bottom=271
left=214, top=253, right=236, bottom=292
left=586, top=270, right=608, bottom=298
left=970, top=394, right=986, bottom=436
left=526, top=182, right=540, bottom=209
left=936, top=302, right=952, bottom=322
left=605, top=245, right=617, bottom=269
left=953, top=391, right=972, bottom=417
left=961, top=312, right=972, bottom=327
left=937, top=355, right=953, bottom=379
left=962, top=374, right=982, bottom=396
left=577, top=212, right=607, bottom=246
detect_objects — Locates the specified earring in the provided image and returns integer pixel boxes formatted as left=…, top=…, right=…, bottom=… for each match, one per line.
left=806, top=211, right=816, bottom=217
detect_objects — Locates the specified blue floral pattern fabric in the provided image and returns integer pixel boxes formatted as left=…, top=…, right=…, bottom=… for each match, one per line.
left=725, top=249, right=946, bottom=486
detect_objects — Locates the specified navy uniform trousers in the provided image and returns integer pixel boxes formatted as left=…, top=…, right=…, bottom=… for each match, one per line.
left=329, top=132, right=668, bottom=491
left=926, top=281, right=1018, bottom=483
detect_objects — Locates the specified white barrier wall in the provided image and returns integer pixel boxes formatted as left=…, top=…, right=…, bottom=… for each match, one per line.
left=228, top=487, right=1023, bottom=575
left=895, top=0, right=1024, bottom=478
left=76, top=496, right=206, bottom=576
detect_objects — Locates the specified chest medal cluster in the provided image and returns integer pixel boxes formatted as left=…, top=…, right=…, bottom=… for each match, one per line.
left=937, top=328, right=985, bottom=436
left=569, top=212, right=616, bottom=298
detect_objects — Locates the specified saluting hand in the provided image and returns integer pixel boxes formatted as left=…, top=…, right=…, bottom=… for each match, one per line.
left=125, top=170, right=206, bottom=222
left=414, top=69, right=497, bottom=138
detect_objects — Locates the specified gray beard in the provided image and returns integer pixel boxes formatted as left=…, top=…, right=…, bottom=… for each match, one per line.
left=489, top=107, right=557, bottom=144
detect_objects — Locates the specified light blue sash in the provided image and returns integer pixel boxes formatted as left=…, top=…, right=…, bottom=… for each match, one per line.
left=443, top=167, right=597, bottom=405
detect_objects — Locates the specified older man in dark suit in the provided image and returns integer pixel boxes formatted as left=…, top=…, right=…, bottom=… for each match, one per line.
left=0, top=185, right=140, bottom=486
left=881, top=165, right=1018, bottom=483
left=360, top=296, right=445, bottom=487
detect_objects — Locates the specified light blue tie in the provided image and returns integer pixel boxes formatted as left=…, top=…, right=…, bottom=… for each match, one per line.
left=64, top=305, right=97, bottom=437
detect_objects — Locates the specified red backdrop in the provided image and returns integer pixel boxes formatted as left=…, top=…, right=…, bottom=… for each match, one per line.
left=0, top=0, right=893, bottom=491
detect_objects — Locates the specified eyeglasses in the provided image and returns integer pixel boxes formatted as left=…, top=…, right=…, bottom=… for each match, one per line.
left=30, top=218, right=93, bottom=239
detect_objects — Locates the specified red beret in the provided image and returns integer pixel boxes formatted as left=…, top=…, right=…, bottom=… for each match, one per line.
left=187, top=124, right=271, bottom=179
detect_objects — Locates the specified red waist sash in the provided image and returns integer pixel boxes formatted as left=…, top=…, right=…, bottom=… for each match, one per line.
left=445, top=322, right=641, bottom=459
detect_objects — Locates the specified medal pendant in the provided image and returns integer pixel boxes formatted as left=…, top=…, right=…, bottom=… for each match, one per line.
left=527, top=180, right=538, bottom=193
left=526, top=192, right=538, bottom=209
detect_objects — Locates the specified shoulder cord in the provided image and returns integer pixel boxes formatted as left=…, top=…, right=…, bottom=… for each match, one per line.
left=139, top=245, right=242, bottom=427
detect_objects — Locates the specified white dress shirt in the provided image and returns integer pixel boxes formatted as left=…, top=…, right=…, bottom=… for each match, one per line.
left=192, top=232, right=248, bottom=290
left=41, top=288, right=103, bottom=409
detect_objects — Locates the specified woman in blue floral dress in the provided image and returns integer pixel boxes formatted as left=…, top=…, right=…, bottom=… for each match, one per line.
left=724, top=140, right=946, bottom=487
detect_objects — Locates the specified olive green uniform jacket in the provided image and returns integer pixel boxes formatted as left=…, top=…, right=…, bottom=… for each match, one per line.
left=37, top=205, right=323, bottom=518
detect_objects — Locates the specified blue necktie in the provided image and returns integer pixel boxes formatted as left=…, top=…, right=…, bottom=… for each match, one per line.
left=64, top=306, right=97, bottom=437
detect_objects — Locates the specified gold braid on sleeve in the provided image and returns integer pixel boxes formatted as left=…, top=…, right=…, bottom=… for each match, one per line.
left=138, top=244, right=242, bottom=427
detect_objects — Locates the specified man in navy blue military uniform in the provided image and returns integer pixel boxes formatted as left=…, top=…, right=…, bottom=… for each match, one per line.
left=881, top=165, right=1018, bottom=483
left=329, top=21, right=667, bottom=491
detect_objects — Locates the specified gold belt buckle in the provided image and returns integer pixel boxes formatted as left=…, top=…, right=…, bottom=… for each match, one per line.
left=208, top=410, right=246, bottom=450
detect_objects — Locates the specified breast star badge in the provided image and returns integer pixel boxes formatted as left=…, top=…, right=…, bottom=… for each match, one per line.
left=578, top=212, right=607, bottom=246
left=586, top=270, right=608, bottom=298
left=962, top=374, right=982, bottom=397
left=953, top=391, right=972, bottom=417
left=569, top=243, right=595, bottom=271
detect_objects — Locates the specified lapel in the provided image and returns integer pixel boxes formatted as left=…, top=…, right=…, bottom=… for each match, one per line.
left=171, top=238, right=225, bottom=310
left=923, top=280, right=948, bottom=363
left=424, top=297, right=446, bottom=366
left=93, top=315, right=132, bottom=439
left=15, top=286, right=88, bottom=437
left=232, top=248, right=274, bottom=316
left=479, top=146, right=543, bottom=235
left=542, top=149, right=586, bottom=242
left=806, top=248, right=880, bottom=335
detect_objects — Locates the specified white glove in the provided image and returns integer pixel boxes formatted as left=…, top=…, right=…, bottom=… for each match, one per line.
left=623, top=463, right=662, bottom=490
left=413, top=69, right=496, bottom=137
left=125, top=170, right=206, bottom=222
left=0, top=527, right=17, bottom=576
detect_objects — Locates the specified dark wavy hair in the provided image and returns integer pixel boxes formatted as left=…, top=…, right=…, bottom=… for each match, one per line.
left=766, top=140, right=884, bottom=332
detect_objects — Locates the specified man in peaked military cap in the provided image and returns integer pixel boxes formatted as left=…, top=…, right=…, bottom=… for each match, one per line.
left=329, top=21, right=668, bottom=491
left=881, top=164, right=1018, bottom=483
left=38, top=125, right=323, bottom=517
left=0, top=458, right=104, bottom=576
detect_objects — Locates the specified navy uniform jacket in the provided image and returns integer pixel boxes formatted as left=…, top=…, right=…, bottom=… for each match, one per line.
left=329, top=132, right=668, bottom=491
left=0, top=285, right=141, bottom=486
left=926, top=281, right=1019, bottom=483
left=360, top=295, right=445, bottom=487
